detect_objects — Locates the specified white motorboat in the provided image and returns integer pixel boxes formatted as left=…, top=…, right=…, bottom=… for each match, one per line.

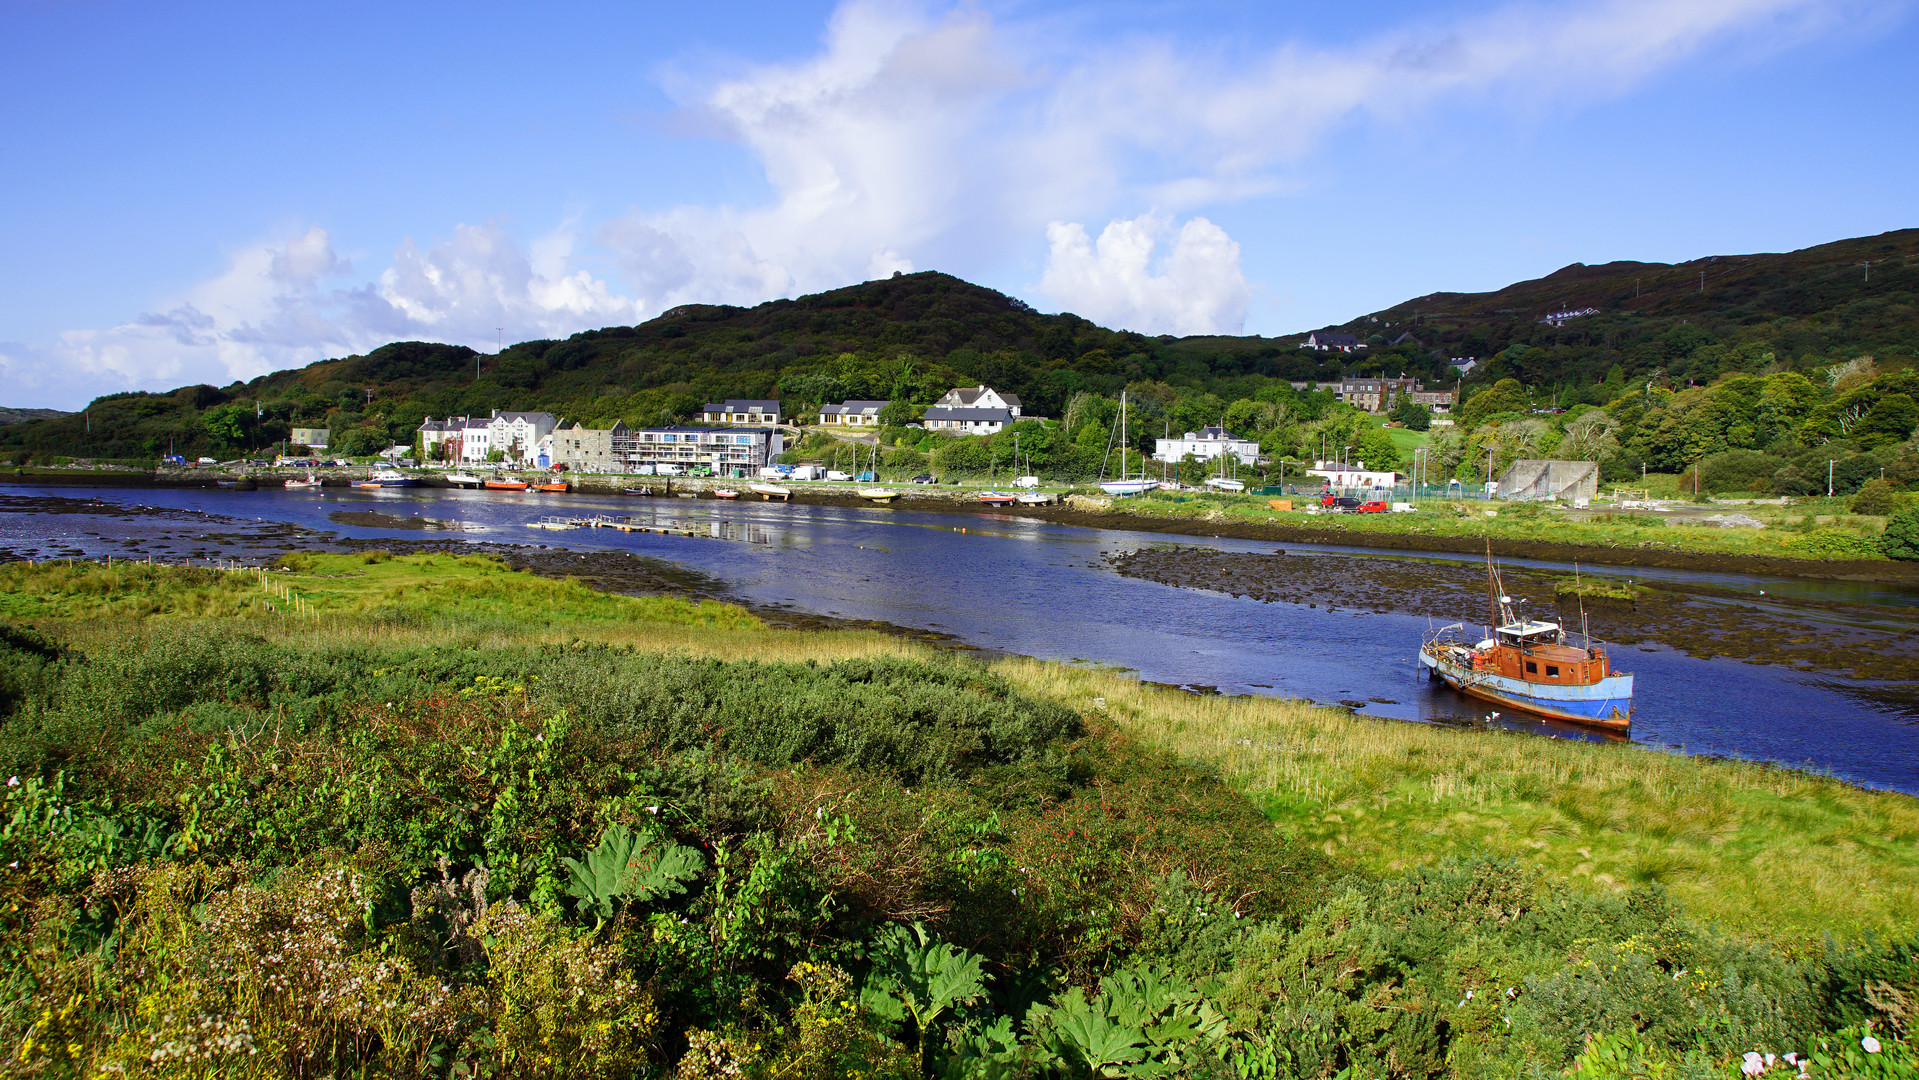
left=750, top=483, right=791, bottom=501
left=1204, top=478, right=1246, bottom=492
left=446, top=472, right=482, bottom=487
left=859, top=487, right=898, bottom=502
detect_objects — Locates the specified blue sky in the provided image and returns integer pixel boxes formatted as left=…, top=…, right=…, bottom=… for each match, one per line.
left=2, top=0, right=1915, bottom=408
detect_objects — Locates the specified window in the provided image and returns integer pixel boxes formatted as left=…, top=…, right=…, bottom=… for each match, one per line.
left=1545, top=665, right=1559, bottom=677
left=1525, top=661, right=1537, bottom=674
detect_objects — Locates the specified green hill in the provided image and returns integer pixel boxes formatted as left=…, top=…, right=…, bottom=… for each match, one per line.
left=0, top=272, right=1356, bottom=462
left=0, top=407, right=70, bottom=426
left=1311, top=228, right=1919, bottom=396
left=2, top=230, right=1914, bottom=464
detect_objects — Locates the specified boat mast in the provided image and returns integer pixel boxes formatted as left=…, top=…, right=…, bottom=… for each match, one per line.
left=1483, top=540, right=1500, bottom=639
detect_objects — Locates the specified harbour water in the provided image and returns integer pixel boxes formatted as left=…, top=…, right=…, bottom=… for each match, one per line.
left=4, top=482, right=1917, bottom=795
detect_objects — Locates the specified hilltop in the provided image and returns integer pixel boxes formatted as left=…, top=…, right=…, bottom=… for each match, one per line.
left=1306, top=228, right=1919, bottom=391
left=1, top=230, right=1914, bottom=462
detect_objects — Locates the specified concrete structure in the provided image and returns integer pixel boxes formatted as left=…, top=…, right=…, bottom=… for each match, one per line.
left=289, top=426, right=330, bottom=449
left=1306, top=332, right=1363, bottom=352
left=1305, top=461, right=1398, bottom=491
left=818, top=400, right=889, bottom=427
left=920, top=407, right=1014, bottom=435
left=546, top=421, right=627, bottom=472
left=700, top=399, right=781, bottom=426
left=1155, top=426, right=1259, bottom=466
left=1497, top=459, right=1600, bottom=503
left=614, top=426, right=783, bottom=476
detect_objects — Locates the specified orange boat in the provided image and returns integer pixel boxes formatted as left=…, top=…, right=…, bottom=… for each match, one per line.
left=531, top=481, right=569, bottom=492
left=484, top=478, right=528, bottom=491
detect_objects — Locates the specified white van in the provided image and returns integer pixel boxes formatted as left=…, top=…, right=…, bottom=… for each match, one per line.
left=825, top=470, right=852, bottom=482
left=1013, top=475, right=1040, bottom=489
left=654, top=463, right=683, bottom=476
left=790, top=465, right=824, bottom=481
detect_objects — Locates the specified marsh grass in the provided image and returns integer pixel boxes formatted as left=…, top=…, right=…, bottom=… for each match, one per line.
left=996, top=659, right=1919, bottom=940
left=9, top=555, right=1915, bottom=943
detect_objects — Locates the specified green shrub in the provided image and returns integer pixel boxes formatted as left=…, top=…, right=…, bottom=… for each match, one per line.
left=1853, top=478, right=1899, bottom=516
left=1886, top=507, right=1919, bottom=560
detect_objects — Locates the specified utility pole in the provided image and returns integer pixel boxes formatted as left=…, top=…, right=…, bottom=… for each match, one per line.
left=1829, top=460, right=1835, bottom=498
left=1699, top=270, right=1705, bottom=293
left=1862, top=260, right=1872, bottom=283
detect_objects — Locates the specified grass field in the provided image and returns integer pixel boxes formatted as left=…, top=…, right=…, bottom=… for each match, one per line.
left=6, top=554, right=1914, bottom=945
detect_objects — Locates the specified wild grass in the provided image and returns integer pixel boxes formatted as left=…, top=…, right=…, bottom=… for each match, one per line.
left=996, top=659, right=1919, bottom=941
left=10, top=555, right=1915, bottom=943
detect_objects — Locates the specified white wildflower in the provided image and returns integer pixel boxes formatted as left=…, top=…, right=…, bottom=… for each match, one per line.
left=1742, top=1052, right=1765, bottom=1077
left=1862, top=1036, right=1882, bottom=1054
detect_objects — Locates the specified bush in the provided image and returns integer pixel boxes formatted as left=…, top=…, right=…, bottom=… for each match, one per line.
left=1699, top=449, right=1786, bottom=494
left=1884, top=507, right=1919, bottom=560
left=1852, top=478, right=1898, bottom=516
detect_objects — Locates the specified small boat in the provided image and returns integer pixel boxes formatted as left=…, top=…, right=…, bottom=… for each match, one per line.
left=215, top=479, right=240, bottom=488
left=1418, top=548, right=1634, bottom=731
left=530, top=480, right=569, bottom=492
left=284, top=472, right=322, bottom=490
left=713, top=489, right=740, bottom=499
left=1016, top=491, right=1054, bottom=505
left=353, top=468, right=419, bottom=489
left=1097, top=392, right=1160, bottom=497
left=484, top=477, right=528, bottom=491
left=1098, top=479, right=1159, bottom=496
left=1204, top=478, right=1246, bottom=493
left=859, top=487, right=898, bottom=502
left=750, top=483, right=790, bottom=501
left=529, top=516, right=575, bottom=531
left=623, top=486, right=656, bottom=496
left=446, top=472, right=482, bottom=488
left=977, top=490, right=1017, bottom=505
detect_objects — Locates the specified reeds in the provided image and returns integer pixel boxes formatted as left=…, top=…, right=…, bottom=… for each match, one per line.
left=995, top=659, right=1919, bottom=940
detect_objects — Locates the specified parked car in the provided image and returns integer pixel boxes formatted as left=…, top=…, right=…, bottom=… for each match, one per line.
left=1357, top=500, right=1388, bottom=513
left=1323, top=496, right=1362, bottom=512
left=910, top=473, right=935, bottom=485
left=825, top=470, right=853, bottom=482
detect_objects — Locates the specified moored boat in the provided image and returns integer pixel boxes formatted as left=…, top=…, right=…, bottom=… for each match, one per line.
left=352, top=468, right=419, bottom=489
left=1418, top=550, right=1634, bottom=730
left=530, top=480, right=569, bottom=492
left=1204, top=478, right=1246, bottom=492
left=977, top=490, right=1016, bottom=505
left=446, top=472, right=482, bottom=488
left=484, top=477, right=528, bottom=491
left=1098, top=479, right=1159, bottom=496
left=749, top=483, right=790, bottom=501
left=714, top=489, right=740, bottom=499
left=284, top=472, right=322, bottom=490
left=858, top=487, right=897, bottom=502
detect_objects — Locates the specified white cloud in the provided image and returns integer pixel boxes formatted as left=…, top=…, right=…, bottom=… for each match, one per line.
left=28, top=224, right=642, bottom=404
left=1040, top=214, right=1251, bottom=336
left=9, top=0, right=1873, bottom=407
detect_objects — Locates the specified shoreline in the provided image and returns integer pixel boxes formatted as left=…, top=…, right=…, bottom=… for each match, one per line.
left=6, top=469, right=1913, bottom=582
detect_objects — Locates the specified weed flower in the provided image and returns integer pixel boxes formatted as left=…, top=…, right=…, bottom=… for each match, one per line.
left=1862, top=1035, right=1882, bottom=1053
left=1743, top=1052, right=1765, bottom=1076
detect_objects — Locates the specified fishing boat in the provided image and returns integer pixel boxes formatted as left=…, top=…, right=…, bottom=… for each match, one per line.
left=1098, top=391, right=1160, bottom=497
left=749, top=483, right=790, bottom=501
left=352, top=468, right=419, bottom=489
left=446, top=472, right=482, bottom=488
left=977, top=490, right=1016, bottom=505
left=484, top=476, right=529, bottom=491
left=530, top=479, right=569, bottom=492
left=713, top=488, right=740, bottom=499
left=283, top=472, right=322, bottom=490
left=1418, top=549, right=1634, bottom=731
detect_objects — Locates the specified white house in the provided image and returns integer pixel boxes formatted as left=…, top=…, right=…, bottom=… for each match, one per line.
left=1305, top=460, right=1398, bottom=491
left=1306, top=332, right=1364, bottom=353
left=1154, top=426, right=1259, bottom=466
left=819, top=400, right=889, bottom=427
left=933, top=385, right=1021, bottom=416
left=485, top=411, right=558, bottom=466
left=920, top=407, right=1014, bottom=435
left=700, top=399, right=782, bottom=426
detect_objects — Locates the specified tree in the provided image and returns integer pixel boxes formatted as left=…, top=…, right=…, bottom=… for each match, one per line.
left=1460, top=379, right=1529, bottom=429
left=1851, top=478, right=1898, bottom=516
left=1854, top=393, right=1919, bottom=450
left=877, top=400, right=917, bottom=427
left=1883, top=506, right=1919, bottom=560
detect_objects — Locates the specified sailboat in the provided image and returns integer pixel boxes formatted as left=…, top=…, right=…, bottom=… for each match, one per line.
left=1099, top=392, right=1159, bottom=496
left=857, top=442, right=897, bottom=502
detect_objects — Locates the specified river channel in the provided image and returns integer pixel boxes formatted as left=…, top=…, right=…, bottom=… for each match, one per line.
left=4, top=482, right=1917, bottom=795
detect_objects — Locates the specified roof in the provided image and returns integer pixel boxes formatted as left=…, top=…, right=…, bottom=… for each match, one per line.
left=940, top=386, right=1020, bottom=407
left=1172, top=426, right=1245, bottom=441
left=631, top=426, right=776, bottom=435
left=1310, top=332, right=1360, bottom=345
left=702, top=399, right=780, bottom=412
left=820, top=400, right=890, bottom=414
left=493, top=411, right=555, bottom=425
left=922, top=407, right=1014, bottom=423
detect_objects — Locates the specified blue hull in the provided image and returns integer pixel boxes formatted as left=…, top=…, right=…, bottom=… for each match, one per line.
left=1419, top=647, right=1633, bottom=729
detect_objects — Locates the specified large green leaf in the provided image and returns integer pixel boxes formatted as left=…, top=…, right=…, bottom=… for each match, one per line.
left=560, top=822, right=704, bottom=922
